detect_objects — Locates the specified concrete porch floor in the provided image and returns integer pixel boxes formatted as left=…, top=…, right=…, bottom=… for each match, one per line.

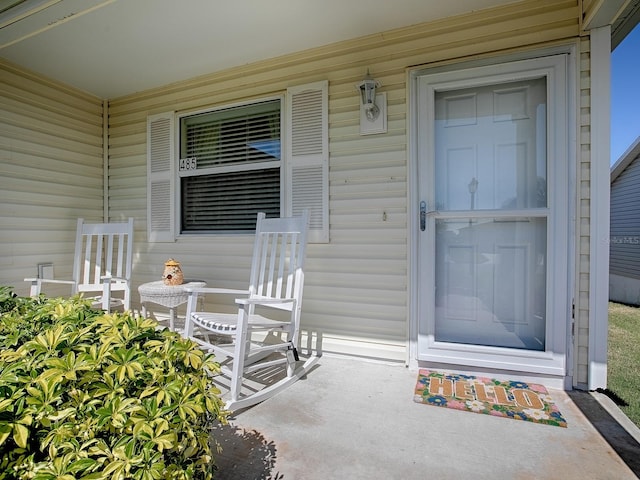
left=210, top=354, right=640, bottom=480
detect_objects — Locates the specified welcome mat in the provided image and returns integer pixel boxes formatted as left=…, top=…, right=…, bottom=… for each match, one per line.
left=414, top=370, right=567, bottom=427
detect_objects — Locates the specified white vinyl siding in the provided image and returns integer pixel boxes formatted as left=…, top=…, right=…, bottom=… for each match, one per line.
left=0, top=58, right=104, bottom=297
left=609, top=146, right=640, bottom=306
left=106, top=0, right=582, bottom=363
left=611, top=153, right=640, bottom=279
left=575, top=36, right=594, bottom=386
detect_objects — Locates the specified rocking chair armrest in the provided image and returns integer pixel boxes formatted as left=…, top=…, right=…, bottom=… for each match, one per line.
left=184, top=286, right=249, bottom=296
left=235, top=297, right=295, bottom=306
left=24, top=278, right=76, bottom=297
left=100, top=275, right=129, bottom=283
left=24, top=278, right=75, bottom=286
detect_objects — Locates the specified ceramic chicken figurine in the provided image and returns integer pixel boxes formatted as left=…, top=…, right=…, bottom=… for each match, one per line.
left=162, top=258, right=184, bottom=286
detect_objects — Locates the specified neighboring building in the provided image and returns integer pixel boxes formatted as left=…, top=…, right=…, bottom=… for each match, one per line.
left=1, top=0, right=639, bottom=392
left=610, top=136, right=640, bottom=305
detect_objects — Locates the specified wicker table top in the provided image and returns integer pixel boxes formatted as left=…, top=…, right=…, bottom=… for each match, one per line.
left=138, top=280, right=206, bottom=308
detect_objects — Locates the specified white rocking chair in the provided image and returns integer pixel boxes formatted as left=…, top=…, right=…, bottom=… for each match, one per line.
left=183, top=211, right=320, bottom=411
left=25, top=218, right=134, bottom=312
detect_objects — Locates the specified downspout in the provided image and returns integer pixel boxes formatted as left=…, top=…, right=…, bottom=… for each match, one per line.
left=103, top=99, right=109, bottom=222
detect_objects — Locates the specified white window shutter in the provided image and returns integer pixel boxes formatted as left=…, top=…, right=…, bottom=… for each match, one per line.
left=147, top=112, right=175, bottom=242
left=285, top=80, right=329, bottom=243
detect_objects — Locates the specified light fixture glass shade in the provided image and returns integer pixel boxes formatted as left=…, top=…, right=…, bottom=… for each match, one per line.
left=357, top=71, right=381, bottom=121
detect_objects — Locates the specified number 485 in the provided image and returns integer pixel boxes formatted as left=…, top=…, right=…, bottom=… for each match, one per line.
left=179, top=157, right=197, bottom=171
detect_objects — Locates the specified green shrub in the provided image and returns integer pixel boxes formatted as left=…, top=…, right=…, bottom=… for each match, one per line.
left=0, top=288, right=228, bottom=479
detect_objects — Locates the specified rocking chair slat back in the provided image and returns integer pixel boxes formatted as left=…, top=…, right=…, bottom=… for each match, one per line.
left=250, top=214, right=307, bottom=311
left=27, top=217, right=134, bottom=312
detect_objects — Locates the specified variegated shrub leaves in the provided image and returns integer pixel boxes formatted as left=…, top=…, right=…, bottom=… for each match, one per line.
left=0, top=288, right=228, bottom=479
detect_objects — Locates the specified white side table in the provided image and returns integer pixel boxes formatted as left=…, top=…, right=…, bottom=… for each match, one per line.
left=138, top=280, right=206, bottom=330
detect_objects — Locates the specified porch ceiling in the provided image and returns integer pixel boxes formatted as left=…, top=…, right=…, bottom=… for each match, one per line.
left=2, top=0, right=638, bottom=100
left=0, top=0, right=524, bottom=99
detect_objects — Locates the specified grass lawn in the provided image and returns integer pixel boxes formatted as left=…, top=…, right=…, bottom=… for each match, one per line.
left=608, top=302, right=640, bottom=429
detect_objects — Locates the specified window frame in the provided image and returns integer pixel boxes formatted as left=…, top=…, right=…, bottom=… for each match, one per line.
left=175, top=94, right=285, bottom=236
left=146, top=80, right=329, bottom=244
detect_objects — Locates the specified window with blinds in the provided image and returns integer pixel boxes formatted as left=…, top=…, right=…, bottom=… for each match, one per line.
left=179, top=99, right=282, bottom=233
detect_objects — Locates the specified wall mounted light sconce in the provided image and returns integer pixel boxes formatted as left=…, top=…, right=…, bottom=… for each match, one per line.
left=356, top=69, right=387, bottom=135
left=357, top=70, right=380, bottom=121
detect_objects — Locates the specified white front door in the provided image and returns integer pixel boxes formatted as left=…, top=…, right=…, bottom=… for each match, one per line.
left=415, top=55, right=571, bottom=376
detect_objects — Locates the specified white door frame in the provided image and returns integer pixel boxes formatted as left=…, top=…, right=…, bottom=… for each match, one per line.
left=407, top=46, right=577, bottom=386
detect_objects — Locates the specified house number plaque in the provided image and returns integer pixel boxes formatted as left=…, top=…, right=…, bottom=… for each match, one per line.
left=179, top=157, right=197, bottom=171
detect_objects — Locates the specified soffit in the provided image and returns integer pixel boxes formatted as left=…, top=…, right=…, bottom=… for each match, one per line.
left=0, top=0, right=522, bottom=99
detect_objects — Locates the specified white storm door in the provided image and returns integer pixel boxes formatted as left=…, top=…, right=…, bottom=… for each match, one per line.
left=416, top=55, right=570, bottom=376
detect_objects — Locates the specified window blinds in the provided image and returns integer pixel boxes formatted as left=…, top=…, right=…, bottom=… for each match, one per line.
left=180, top=100, right=281, bottom=232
